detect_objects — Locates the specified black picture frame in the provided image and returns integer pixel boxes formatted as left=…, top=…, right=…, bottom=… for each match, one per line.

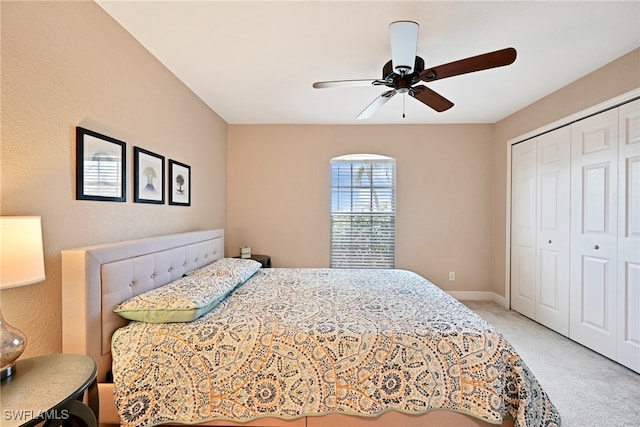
left=76, top=127, right=126, bottom=202
left=168, top=159, right=191, bottom=206
left=133, top=147, right=165, bottom=204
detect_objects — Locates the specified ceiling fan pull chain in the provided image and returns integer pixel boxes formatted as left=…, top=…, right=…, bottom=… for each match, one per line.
left=402, top=94, right=406, bottom=118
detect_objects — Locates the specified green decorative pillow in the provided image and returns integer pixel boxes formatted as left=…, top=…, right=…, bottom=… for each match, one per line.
left=188, top=257, right=262, bottom=284
left=113, top=274, right=238, bottom=323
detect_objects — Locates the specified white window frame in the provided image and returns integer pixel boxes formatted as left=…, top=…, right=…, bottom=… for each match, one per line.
left=330, top=154, right=396, bottom=268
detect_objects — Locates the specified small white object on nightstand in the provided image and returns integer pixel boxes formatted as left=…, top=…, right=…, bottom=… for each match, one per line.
left=240, top=246, right=251, bottom=259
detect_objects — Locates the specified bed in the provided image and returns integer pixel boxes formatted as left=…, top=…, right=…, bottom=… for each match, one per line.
left=61, top=229, right=559, bottom=427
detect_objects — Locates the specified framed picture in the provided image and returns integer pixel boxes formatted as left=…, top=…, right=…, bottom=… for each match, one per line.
left=168, top=159, right=191, bottom=206
left=76, top=127, right=126, bottom=202
left=133, top=147, right=165, bottom=204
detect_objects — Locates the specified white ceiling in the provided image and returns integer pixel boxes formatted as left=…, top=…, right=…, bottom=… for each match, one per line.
left=96, top=1, right=639, bottom=125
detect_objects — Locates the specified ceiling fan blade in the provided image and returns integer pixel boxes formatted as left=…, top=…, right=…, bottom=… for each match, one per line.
left=420, top=47, right=517, bottom=82
left=389, top=20, right=419, bottom=75
left=410, top=85, right=454, bottom=112
left=313, top=79, right=382, bottom=89
left=357, top=90, right=397, bottom=119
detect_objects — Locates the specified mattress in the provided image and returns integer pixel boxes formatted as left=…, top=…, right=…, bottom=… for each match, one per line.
left=111, top=268, right=560, bottom=427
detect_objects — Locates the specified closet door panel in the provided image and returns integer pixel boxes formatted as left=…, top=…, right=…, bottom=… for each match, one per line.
left=511, top=140, right=537, bottom=318
left=617, top=99, right=640, bottom=372
left=570, top=108, right=618, bottom=359
left=580, top=256, right=612, bottom=329
left=536, top=127, right=570, bottom=335
left=620, top=261, right=640, bottom=371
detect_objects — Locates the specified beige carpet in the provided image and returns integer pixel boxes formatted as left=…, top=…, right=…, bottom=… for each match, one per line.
left=464, top=301, right=640, bottom=427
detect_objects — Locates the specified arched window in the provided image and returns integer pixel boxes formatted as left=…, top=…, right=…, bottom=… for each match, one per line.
left=330, top=154, right=395, bottom=268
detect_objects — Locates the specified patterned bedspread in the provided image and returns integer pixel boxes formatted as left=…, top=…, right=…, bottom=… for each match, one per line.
left=111, top=268, right=560, bottom=427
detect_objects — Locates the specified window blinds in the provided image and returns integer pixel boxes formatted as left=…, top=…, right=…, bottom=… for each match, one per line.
left=330, top=156, right=395, bottom=268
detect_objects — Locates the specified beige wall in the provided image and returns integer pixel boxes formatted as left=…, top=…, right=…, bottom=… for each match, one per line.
left=0, top=1, right=227, bottom=357
left=227, top=124, right=494, bottom=293
left=490, top=48, right=640, bottom=297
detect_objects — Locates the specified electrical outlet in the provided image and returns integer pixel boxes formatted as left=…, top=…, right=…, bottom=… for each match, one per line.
left=449, top=272, right=455, bottom=281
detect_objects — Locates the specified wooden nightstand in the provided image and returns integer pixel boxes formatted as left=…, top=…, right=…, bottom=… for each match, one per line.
left=1, top=353, right=98, bottom=427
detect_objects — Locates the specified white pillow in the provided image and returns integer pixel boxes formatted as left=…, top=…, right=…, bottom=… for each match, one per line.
left=188, top=257, right=262, bottom=284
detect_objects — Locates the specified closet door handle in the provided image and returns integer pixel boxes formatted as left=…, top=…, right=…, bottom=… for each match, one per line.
left=593, top=244, right=600, bottom=250
left=548, top=240, right=552, bottom=244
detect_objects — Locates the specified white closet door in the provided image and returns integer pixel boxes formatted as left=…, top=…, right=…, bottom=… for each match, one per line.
left=617, top=99, right=640, bottom=372
left=511, top=140, right=537, bottom=319
left=570, top=108, right=619, bottom=359
left=536, top=127, right=571, bottom=336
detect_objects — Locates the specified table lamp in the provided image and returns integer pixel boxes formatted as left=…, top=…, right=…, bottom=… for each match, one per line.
left=0, top=216, right=45, bottom=379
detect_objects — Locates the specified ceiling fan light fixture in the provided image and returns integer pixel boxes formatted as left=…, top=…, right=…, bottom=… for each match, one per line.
left=389, top=20, right=419, bottom=75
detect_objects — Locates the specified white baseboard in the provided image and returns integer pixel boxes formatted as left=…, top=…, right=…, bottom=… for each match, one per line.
left=448, top=291, right=507, bottom=308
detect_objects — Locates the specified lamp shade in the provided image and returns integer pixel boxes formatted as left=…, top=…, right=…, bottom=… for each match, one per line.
left=0, top=216, right=45, bottom=289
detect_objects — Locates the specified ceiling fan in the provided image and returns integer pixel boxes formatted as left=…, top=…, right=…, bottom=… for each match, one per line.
left=312, top=21, right=517, bottom=119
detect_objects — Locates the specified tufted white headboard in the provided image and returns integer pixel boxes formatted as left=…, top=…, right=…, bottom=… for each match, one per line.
left=61, top=229, right=224, bottom=381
